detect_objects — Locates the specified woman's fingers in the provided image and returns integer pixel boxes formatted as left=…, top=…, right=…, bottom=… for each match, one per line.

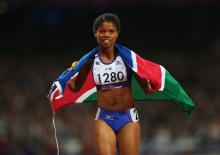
left=146, top=79, right=155, bottom=94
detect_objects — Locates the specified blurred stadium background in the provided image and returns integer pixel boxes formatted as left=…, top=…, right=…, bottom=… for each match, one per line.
left=0, top=0, right=220, bottom=155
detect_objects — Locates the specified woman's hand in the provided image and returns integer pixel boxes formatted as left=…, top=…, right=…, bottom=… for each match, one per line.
left=144, top=79, right=156, bottom=95
left=134, top=73, right=156, bottom=95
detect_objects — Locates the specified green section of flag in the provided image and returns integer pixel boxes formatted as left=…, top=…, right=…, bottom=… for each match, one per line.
left=132, top=71, right=195, bottom=114
left=85, top=91, right=97, bottom=101
left=85, top=71, right=195, bottom=115
left=162, top=71, right=195, bottom=114
left=131, top=75, right=171, bottom=100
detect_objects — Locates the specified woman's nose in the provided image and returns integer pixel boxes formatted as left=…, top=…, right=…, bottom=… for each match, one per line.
left=103, top=32, right=111, bottom=37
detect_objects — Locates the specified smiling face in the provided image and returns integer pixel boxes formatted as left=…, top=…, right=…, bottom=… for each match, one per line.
left=94, top=22, right=119, bottom=50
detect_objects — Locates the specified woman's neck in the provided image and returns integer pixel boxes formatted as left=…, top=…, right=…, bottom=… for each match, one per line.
left=99, top=46, right=115, bottom=63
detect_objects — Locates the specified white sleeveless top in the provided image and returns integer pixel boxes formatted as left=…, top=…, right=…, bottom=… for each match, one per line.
left=92, top=53, right=132, bottom=91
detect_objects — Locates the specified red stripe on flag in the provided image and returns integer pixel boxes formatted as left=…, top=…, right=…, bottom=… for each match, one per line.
left=51, top=71, right=95, bottom=112
left=135, top=54, right=162, bottom=90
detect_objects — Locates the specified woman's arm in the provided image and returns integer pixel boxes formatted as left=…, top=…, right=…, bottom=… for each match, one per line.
left=134, top=72, right=156, bottom=95
left=68, top=58, right=93, bottom=92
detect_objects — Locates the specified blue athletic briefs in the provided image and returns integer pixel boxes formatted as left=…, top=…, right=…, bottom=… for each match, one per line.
left=95, top=107, right=139, bottom=133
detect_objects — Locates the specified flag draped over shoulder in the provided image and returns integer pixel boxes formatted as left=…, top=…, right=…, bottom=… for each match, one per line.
left=49, top=44, right=195, bottom=116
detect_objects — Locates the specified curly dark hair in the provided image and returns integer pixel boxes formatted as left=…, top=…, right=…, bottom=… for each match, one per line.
left=93, top=13, right=121, bottom=34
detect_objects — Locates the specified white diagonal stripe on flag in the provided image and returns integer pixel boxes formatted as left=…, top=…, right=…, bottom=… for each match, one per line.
left=131, top=50, right=137, bottom=72
left=75, top=87, right=97, bottom=103
left=159, top=65, right=166, bottom=91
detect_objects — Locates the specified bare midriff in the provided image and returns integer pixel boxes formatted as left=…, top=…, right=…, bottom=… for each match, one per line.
left=97, top=86, right=135, bottom=111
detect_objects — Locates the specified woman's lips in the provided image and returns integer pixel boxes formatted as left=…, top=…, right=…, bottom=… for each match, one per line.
left=102, top=39, right=110, bottom=45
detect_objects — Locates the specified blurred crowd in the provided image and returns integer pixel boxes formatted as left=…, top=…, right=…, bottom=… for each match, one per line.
left=0, top=49, right=219, bottom=155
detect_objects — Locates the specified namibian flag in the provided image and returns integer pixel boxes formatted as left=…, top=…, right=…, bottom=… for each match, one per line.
left=49, top=44, right=195, bottom=117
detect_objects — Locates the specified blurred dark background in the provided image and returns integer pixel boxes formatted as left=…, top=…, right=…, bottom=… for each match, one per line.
left=0, top=0, right=220, bottom=155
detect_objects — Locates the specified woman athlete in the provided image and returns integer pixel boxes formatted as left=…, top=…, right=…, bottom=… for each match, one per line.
left=68, top=13, right=154, bottom=155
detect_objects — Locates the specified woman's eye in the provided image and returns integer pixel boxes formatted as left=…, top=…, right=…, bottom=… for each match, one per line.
left=99, top=30, right=105, bottom=34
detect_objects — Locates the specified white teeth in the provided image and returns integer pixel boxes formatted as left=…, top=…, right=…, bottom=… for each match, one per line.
left=103, top=40, right=110, bottom=44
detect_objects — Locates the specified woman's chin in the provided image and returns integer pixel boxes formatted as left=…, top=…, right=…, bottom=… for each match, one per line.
left=100, top=43, right=112, bottom=49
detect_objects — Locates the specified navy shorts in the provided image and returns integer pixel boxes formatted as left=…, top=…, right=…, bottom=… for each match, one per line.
left=95, top=107, right=139, bottom=133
